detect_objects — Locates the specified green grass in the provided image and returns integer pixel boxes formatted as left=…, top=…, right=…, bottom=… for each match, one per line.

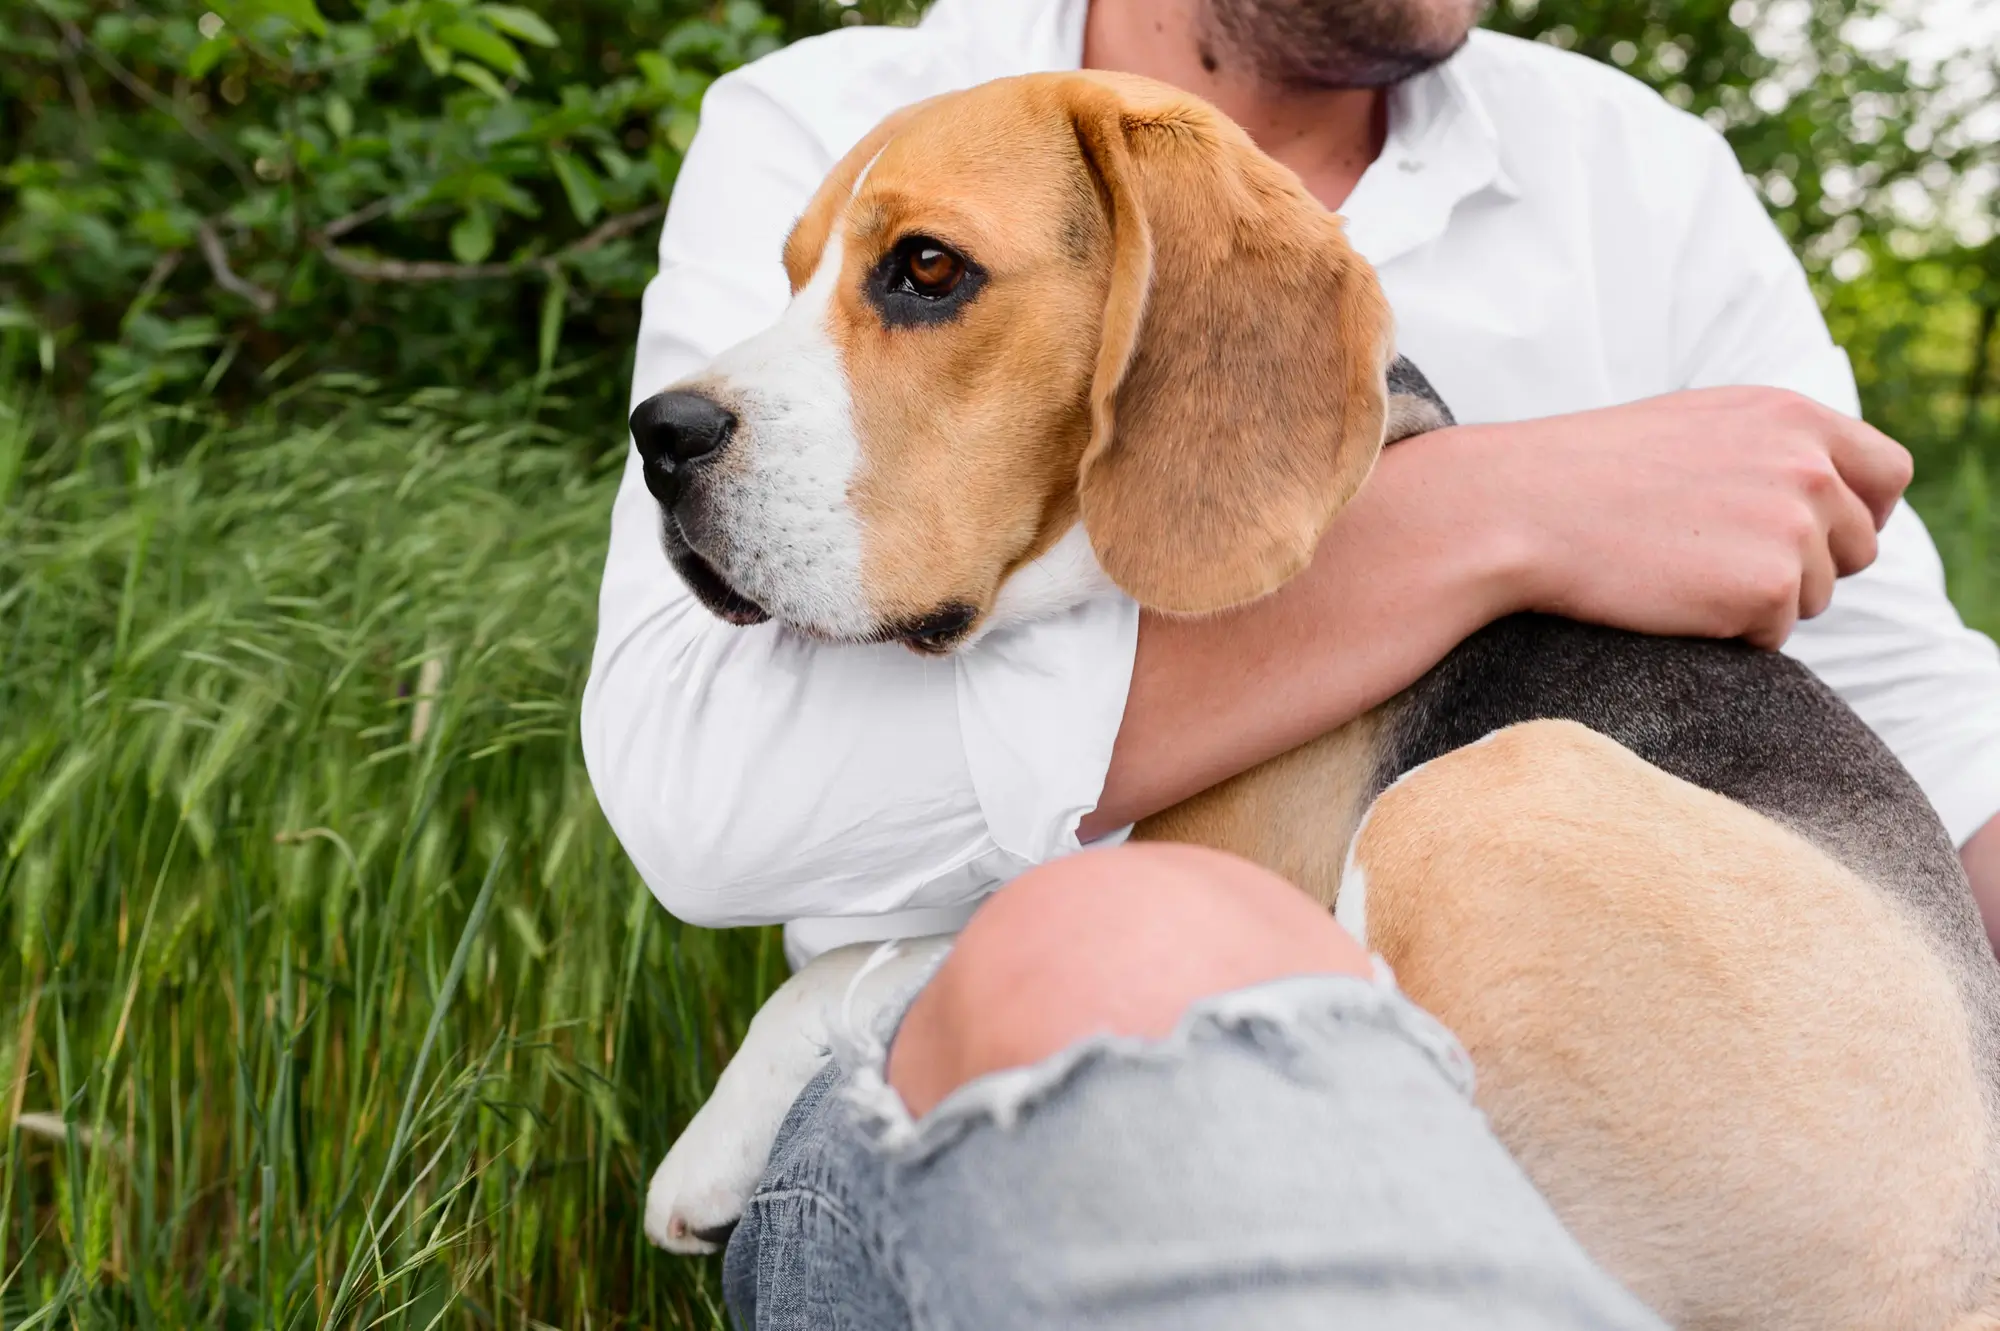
left=0, top=379, right=783, bottom=1329
left=1, top=371, right=1997, bottom=1331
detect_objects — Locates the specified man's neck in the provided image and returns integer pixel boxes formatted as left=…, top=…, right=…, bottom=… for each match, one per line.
left=1081, top=0, right=1388, bottom=211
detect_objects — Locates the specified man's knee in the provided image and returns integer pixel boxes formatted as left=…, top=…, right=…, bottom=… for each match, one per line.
left=886, top=843, right=1369, bottom=1116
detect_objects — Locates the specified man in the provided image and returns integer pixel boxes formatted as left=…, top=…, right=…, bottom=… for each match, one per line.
left=586, top=0, right=2000, bottom=970
left=583, top=0, right=2000, bottom=1321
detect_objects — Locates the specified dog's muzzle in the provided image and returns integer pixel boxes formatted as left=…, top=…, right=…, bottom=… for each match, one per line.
left=629, top=390, right=772, bottom=627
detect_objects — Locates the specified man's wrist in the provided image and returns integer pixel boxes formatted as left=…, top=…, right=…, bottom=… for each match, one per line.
left=1415, top=422, right=1548, bottom=624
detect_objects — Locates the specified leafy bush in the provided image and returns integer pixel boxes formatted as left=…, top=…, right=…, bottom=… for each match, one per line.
left=3, top=0, right=1994, bottom=459
left=0, top=0, right=895, bottom=415
left=1480, top=0, right=2000, bottom=489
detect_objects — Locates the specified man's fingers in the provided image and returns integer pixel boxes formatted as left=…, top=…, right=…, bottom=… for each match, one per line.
left=1797, top=541, right=1837, bottom=622
left=1744, top=606, right=1797, bottom=652
left=1825, top=415, right=1913, bottom=529
left=1822, top=480, right=1881, bottom=578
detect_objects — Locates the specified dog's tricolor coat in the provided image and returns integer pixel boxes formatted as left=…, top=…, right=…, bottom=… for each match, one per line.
left=631, top=71, right=2000, bottom=1328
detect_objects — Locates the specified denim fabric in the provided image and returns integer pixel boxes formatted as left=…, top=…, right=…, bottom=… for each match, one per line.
left=724, top=970, right=1666, bottom=1331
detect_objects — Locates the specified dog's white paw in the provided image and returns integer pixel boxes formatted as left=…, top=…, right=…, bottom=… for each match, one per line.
left=643, top=934, right=957, bottom=1256
left=645, top=1062, right=807, bottom=1254
left=642, top=941, right=881, bottom=1254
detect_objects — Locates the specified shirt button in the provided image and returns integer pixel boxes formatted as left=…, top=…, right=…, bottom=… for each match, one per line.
left=1398, top=158, right=1424, bottom=173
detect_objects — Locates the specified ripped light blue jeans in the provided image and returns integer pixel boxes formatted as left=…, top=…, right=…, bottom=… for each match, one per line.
left=722, top=966, right=1668, bottom=1330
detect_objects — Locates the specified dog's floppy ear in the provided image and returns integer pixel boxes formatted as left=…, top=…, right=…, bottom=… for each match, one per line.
left=1065, top=74, right=1393, bottom=615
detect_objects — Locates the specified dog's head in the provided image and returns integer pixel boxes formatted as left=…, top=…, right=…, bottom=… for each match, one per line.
left=631, top=71, right=1398, bottom=653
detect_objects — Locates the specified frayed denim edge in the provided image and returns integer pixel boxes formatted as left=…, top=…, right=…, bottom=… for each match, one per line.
left=830, top=956, right=1476, bottom=1167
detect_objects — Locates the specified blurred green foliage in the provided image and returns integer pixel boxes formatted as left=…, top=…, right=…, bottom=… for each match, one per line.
left=1481, top=0, right=2000, bottom=504
left=0, top=0, right=792, bottom=407
left=3, top=0, right=1995, bottom=471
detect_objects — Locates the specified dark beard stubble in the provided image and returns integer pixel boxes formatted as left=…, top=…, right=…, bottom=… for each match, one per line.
left=1201, top=0, right=1486, bottom=90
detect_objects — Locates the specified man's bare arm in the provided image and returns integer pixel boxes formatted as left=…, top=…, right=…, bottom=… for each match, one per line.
left=1081, top=386, right=1911, bottom=838
left=1962, top=819, right=2000, bottom=952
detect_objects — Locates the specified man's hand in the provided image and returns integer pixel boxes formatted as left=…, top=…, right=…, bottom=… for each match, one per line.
left=1449, top=386, right=1914, bottom=650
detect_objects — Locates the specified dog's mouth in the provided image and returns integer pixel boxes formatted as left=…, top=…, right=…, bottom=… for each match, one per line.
left=659, top=516, right=771, bottom=628
left=875, top=603, right=979, bottom=656
left=657, top=512, right=979, bottom=654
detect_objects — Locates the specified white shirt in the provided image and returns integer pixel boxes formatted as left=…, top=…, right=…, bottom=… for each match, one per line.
left=583, top=0, right=2000, bottom=969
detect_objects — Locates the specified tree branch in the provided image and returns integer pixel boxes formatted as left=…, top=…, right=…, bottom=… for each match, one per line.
left=63, top=21, right=257, bottom=194
left=314, top=203, right=667, bottom=284
left=318, top=197, right=399, bottom=242
left=184, top=201, right=668, bottom=313
left=127, top=249, right=184, bottom=319
left=197, top=221, right=279, bottom=314
left=316, top=250, right=520, bottom=282
left=56, top=27, right=99, bottom=132
left=564, top=202, right=671, bottom=254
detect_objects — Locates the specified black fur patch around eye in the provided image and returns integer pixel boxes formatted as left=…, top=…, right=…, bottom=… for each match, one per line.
left=867, top=237, right=988, bottom=329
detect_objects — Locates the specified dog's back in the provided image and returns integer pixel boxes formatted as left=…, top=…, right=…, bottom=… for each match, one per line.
left=1381, top=360, right=2000, bottom=1044
left=1387, top=613, right=1983, bottom=960
left=1357, top=711, right=1999, bottom=1328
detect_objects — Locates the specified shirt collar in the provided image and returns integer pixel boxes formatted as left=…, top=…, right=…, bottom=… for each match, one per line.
left=920, top=0, right=1519, bottom=268
left=917, top=0, right=1088, bottom=81
left=1346, top=40, right=1522, bottom=267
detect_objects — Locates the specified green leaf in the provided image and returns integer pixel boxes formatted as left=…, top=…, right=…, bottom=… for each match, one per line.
left=537, top=267, right=568, bottom=377
left=415, top=30, right=453, bottom=76
left=187, top=34, right=233, bottom=79
left=635, top=50, right=674, bottom=88
left=452, top=60, right=512, bottom=101
left=594, top=145, right=635, bottom=181
left=251, top=0, right=329, bottom=37
left=325, top=93, right=354, bottom=139
left=434, top=168, right=540, bottom=217
left=435, top=20, right=525, bottom=78
left=478, top=4, right=558, bottom=48
left=450, top=205, right=495, bottom=265
left=549, top=150, right=601, bottom=225
left=664, top=107, right=699, bottom=153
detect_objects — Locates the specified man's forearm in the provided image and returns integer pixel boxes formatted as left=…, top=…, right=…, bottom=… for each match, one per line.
left=1079, top=389, right=1909, bottom=841
left=1080, top=431, right=1526, bottom=837
left=1961, top=816, right=2000, bottom=955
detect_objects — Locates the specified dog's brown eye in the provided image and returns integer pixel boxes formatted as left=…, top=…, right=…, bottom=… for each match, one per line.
left=872, top=235, right=984, bottom=327
left=900, top=241, right=964, bottom=298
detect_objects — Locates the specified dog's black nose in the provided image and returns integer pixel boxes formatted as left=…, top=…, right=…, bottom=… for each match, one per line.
left=630, top=391, right=736, bottom=474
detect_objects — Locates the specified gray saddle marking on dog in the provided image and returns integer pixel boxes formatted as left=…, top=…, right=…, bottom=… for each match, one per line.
left=1376, top=357, right=2000, bottom=1088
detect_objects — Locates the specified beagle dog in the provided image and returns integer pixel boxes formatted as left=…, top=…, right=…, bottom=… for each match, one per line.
left=629, top=70, right=2000, bottom=1329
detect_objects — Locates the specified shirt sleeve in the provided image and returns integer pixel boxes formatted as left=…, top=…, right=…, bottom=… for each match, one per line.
left=580, top=72, right=1138, bottom=931
left=1669, top=126, right=2000, bottom=846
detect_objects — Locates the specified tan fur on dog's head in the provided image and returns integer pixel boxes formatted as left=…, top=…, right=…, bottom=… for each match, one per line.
left=643, top=72, right=1393, bottom=648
